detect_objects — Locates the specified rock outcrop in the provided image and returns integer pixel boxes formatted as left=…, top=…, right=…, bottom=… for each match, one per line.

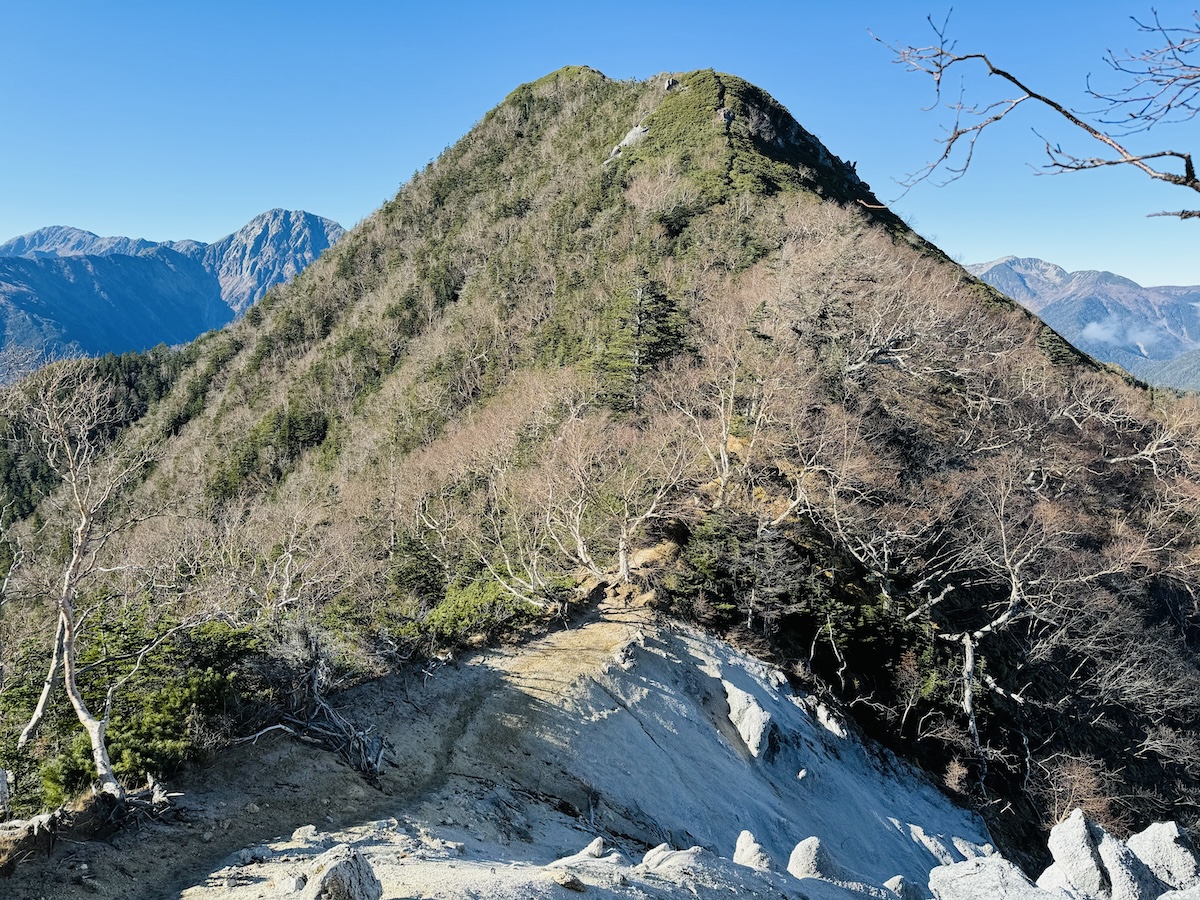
left=1127, top=822, right=1200, bottom=892
left=1036, top=810, right=1167, bottom=900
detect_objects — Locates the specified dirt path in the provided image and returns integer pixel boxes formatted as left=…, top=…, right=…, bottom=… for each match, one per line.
left=488, top=589, right=653, bottom=701
left=0, top=590, right=655, bottom=900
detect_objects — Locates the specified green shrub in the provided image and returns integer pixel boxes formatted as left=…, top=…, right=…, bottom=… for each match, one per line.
left=423, top=578, right=533, bottom=641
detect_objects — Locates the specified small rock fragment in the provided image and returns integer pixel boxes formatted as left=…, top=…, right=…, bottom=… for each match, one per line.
left=551, top=869, right=587, bottom=891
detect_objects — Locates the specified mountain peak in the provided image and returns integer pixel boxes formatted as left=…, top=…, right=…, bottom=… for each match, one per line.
left=970, top=254, right=1200, bottom=383
left=0, top=225, right=159, bottom=259
left=0, top=210, right=344, bottom=355
left=204, top=209, right=345, bottom=313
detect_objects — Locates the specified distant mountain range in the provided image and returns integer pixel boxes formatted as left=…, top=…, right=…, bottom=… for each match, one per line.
left=967, top=256, right=1200, bottom=390
left=0, top=209, right=344, bottom=357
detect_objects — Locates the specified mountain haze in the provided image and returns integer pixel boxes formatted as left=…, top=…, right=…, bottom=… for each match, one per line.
left=968, top=255, right=1200, bottom=387
left=4, top=67, right=1200, bottom=895
left=0, top=209, right=344, bottom=355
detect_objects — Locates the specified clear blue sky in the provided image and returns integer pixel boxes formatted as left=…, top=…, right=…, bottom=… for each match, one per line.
left=3, top=1, right=1197, bottom=285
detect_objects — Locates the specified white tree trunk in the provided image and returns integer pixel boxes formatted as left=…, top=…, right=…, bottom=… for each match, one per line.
left=18, top=615, right=65, bottom=749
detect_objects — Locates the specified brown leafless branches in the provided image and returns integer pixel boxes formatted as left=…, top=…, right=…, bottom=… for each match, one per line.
left=879, top=11, right=1200, bottom=219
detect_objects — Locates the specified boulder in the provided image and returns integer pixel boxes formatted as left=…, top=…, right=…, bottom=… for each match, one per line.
left=1127, top=821, right=1200, bottom=891
left=550, top=869, right=587, bottom=891
left=787, top=837, right=890, bottom=898
left=788, top=836, right=847, bottom=882
left=733, top=830, right=773, bottom=871
left=884, top=874, right=924, bottom=900
left=301, top=844, right=382, bottom=900
left=1036, top=809, right=1166, bottom=900
left=639, top=845, right=712, bottom=874
left=930, top=856, right=1058, bottom=899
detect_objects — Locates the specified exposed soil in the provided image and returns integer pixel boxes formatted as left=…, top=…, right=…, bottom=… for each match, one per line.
left=0, top=590, right=655, bottom=899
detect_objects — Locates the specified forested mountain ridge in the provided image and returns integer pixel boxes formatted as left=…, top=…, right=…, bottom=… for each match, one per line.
left=0, top=209, right=344, bottom=355
left=2, top=67, right=1200, bottom=878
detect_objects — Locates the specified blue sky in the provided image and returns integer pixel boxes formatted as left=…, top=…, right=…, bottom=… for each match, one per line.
left=3, top=1, right=1198, bottom=284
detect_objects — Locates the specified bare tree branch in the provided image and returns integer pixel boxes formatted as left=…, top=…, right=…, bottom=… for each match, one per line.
left=878, top=10, right=1200, bottom=218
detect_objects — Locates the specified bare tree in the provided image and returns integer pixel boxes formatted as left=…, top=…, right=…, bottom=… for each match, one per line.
left=4, top=359, right=163, bottom=801
left=881, top=10, right=1200, bottom=219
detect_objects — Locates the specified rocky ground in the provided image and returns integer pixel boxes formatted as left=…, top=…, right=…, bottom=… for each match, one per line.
left=3, top=590, right=1198, bottom=899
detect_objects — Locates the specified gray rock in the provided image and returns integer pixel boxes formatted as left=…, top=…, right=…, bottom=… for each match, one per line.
left=884, top=874, right=924, bottom=900
left=1036, top=809, right=1166, bottom=900
left=1127, top=821, right=1200, bottom=890
left=733, top=830, right=772, bottom=871
left=788, top=836, right=846, bottom=881
left=930, top=856, right=1058, bottom=899
left=301, top=844, right=382, bottom=900
left=551, top=869, right=587, bottom=891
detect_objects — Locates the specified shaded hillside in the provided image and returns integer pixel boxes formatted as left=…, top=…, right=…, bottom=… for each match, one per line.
left=1144, top=347, right=1200, bottom=390
left=969, top=256, right=1200, bottom=387
left=0, top=210, right=344, bottom=355
left=0, top=249, right=227, bottom=355
left=2, top=67, right=1200, bottom=871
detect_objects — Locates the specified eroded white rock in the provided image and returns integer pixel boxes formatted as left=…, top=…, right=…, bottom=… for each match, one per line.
left=723, top=680, right=774, bottom=757
left=1127, top=821, right=1200, bottom=891
left=931, top=856, right=1059, bottom=899
left=884, top=873, right=924, bottom=900
left=733, top=830, right=772, bottom=871
left=301, top=844, right=382, bottom=900
left=1037, top=809, right=1166, bottom=900
left=788, top=836, right=846, bottom=881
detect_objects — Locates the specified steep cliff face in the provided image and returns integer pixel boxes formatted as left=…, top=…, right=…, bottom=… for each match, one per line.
left=197, top=209, right=345, bottom=313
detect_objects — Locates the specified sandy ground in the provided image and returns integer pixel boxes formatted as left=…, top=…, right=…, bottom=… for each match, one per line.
left=0, top=586, right=1001, bottom=899
left=0, top=590, right=658, bottom=899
